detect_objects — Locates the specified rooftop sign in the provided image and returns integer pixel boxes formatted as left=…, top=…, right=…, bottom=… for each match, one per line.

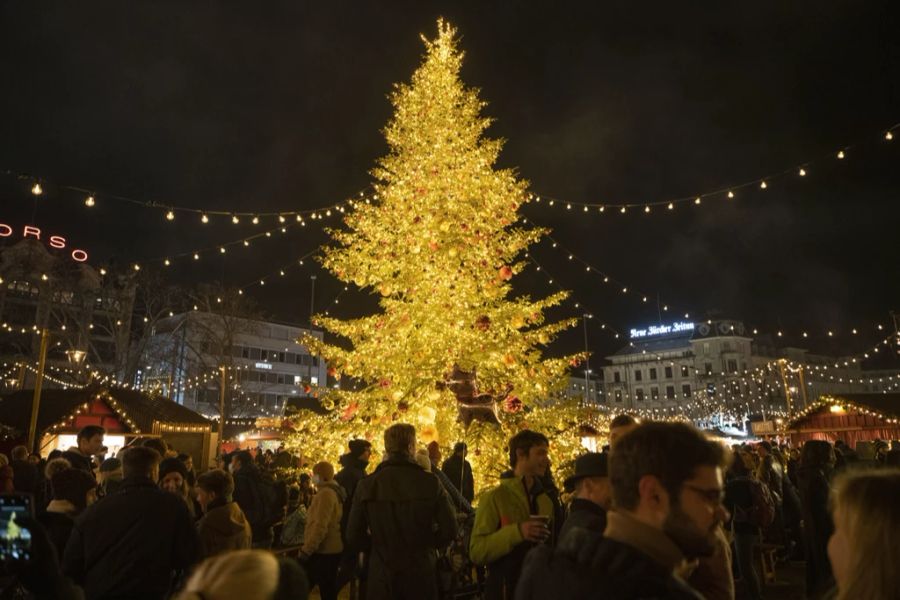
left=630, top=321, right=695, bottom=339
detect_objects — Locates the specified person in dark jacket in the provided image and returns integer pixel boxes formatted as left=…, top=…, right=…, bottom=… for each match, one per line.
left=334, top=439, right=372, bottom=591
left=346, top=423, right=458, bottom=600
left=10, top=445, right=39, bottom=494
left=797, top=440, right=836, bottom=598
left=62, top=445, right=201, bottom=600
left=37, top=467, right=97, bottom=561
left=516, top=422, right=729, bottom=600
left=195, top=468, right=252, bottom=557
left=559, top=452, right=611, bottom=542
left=425, top=442, right=474, bottom=515
left=232, top=450, right=278, bottom=548
left=724, top=451, right=763, bottom=600
left=62, top=424, right=105, bottom=478
left=441, top=442, right=475, bottom=503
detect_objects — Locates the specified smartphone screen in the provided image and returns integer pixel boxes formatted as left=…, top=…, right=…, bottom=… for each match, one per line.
left=0, top=494, right=34, bottom=565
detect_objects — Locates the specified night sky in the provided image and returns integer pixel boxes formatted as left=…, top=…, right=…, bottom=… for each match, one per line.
left=1, top=1, right=898, bottom=362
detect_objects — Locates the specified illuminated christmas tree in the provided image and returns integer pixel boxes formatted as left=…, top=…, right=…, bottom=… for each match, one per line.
left=289, top=20, right=601, bottom=489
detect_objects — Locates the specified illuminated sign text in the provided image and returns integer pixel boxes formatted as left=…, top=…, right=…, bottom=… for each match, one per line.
left=0, top=223, right=89, bottom=262
left=630, top=321, right=695, bottom=339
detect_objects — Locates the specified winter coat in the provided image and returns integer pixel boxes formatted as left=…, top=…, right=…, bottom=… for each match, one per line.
left=432, top=462, right=474, bottom=515
left=11, top=459, right=39, bottom=494
left=197, top=498, right=252, bottom=557
left=302, top=480, right=346, bottom=557
left=797, top=465, right=834, bottom=596
left=37, top=500, right=78, bottom=561
left=559, top=498, right=607, bottom=542
left=346, top=454, right=458, bottom=600
left=515, top=513, right=703, bottom=600
left=441, top=454, right=474, bottom=503
left=335, top=452, right=369, bottom=542
left=757, top=455, right=784, bottom=504
left=724, top=476, right=759, bottom=536
left=62, top=476, right=201, bottom=600
left=687, top=525, right=734, bottom=600
left=232, top=464, right=276, bottom=543
left=61, top=449, right=95, bottom=478
left=470, top=475, right=554, bottom=599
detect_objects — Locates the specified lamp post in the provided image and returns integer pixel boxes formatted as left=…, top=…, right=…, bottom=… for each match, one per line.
left=582, top=314, right=592, bottom=405
left=218, top=366, right=227, bottom=449
left=27, top=328, right=51, bottom=453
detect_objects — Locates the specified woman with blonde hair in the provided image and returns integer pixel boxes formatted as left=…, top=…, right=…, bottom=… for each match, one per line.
left=827, top=469, right=900, bottom=600
left=175, top=549, right=308, bottom=600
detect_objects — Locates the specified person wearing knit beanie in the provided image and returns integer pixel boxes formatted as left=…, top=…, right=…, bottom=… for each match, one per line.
left=158, top=456, right=195, bottom=518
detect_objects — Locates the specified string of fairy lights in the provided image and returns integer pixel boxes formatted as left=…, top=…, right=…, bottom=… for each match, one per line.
left=6, top=121, right=896, bottom=227
left=524, top=123, right=897, bottom=214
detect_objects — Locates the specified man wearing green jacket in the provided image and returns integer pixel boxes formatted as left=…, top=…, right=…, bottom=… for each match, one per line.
left=470, top=429, right=554, bottom=599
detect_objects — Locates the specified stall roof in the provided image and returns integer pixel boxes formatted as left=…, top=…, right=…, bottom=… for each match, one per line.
left=0, top=386, right=210, bottom=435
left=788, top=393, right=900, bottom=428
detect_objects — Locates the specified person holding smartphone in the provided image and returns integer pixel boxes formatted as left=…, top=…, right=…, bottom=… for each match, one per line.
left=470, top=430, right=553, bottom=600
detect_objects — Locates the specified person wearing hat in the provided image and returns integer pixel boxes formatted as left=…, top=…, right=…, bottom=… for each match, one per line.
left=159, top=456, right=197, bottom=519
left=38, top=467, right=97, bottom=560
left=558, top=452, right=611, bottom=542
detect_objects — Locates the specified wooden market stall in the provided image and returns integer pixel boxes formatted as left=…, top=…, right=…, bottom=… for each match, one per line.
left=0, top=385, right=215, bottom=469
left=783, top=393, right=900, bottom=448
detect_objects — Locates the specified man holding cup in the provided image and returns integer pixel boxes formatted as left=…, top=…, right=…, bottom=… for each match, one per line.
left=470, top=430, right=553, bottom=600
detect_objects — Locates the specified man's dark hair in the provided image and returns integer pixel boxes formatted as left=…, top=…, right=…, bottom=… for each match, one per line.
left=508, top=430, right=549, bottom=468
left=610, top=414, right=637, bottom=429
left=177, top=453, right=190, bottom=462
left=122, top=446, right=161, bottom=479
left=196, top=469, right=235, bottom=500
left=141, top=437, right=169, bottom=458
left=233, top=450, right=254, bottom=469
left=77, top=425, right=105, bottom=442
left=758, top=441, right=772, bottom=452
left=10, top=446, right=28, bottom=461
left=610, top=422, right=727, bottom=511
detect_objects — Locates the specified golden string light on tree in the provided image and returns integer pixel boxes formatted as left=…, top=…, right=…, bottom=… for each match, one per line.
left=284, top=21, right=599, bottom=491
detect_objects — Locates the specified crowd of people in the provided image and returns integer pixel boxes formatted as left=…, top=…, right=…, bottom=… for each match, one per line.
left=1, top=416, right=899, bottom=600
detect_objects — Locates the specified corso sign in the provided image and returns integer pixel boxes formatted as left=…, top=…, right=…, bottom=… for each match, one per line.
left=0, top=222, right=89, bottom=262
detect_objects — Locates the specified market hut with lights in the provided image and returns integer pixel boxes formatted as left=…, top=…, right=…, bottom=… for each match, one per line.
left=0, top=385, right=214, bottom=466
left=782, top=393, right=900, bottom=447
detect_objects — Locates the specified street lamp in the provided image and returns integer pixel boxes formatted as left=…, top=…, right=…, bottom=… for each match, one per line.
left=65, top=349, right=86, bottom=364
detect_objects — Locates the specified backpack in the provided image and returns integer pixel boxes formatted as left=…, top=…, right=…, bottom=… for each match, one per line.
left=734, top=477, right=775, bottom=529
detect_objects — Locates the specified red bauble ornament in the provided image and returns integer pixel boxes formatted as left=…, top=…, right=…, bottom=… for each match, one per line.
left=475, top=315, right=491, bottom=331
left=380, top=378, right=391, bottom=388
left=498, top=266, right=513, bottom=280
left=503, top=395, right=523, bottom=413
left=327, top=367, right=337, bottom=377
left=398, top=401, right=409, bottom=413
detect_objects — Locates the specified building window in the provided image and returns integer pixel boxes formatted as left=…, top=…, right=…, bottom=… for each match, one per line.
left=650, top=387, right=659, bottom=401
left=649, top=368, right=657, bottom=380
left=634, top=370, right=643, bottom=382
left=666, top=385, right=675, bottom=400
left=635, top=389, right=645, bottom=402
left=682, top=384, right=692, bottom=397
left=681, top=365, right=689, bottom=377
left=614, top=390, right=622, bottom=403
left=705, top=363, right=713, bottom=375
left=613, top=371, right=621, bottom=383
left=664, top=366, right=673, bottom=379
left=727, top=359, right=738, bottom=373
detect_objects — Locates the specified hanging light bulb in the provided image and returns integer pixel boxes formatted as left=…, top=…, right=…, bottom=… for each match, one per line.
left=278, top=215, right=286, bottom=223
left=644, top=206, right=650, bottom=213
left=799, top=168, right=807, bottom=177
left=84, top=195, right=96, bottom=207
left=193, top=253, right=200, bottom=260
left=886, top=131, right=894, bottom=141
left=164, top=259, right=170, bottom=266
left=620, top=206, right=627, bottom=214
left=727, top=191, right=735, bottom=199
left=760, top=181, right=767, bottom=189
left=667, top=202, right=674, bottom=210
left=694, top=197, right=701, bottom=205
left=165, top=210, right=175, bottom=221
left=31, top=182, right=43, bottom=195
left=201, top=214, right=209, bottom=223
left=232, top=215, right=240, bottom=224
left=837, top=150, right=845, bottom=159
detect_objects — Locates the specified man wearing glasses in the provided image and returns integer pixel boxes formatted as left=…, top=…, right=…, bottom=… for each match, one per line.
left=516, top=422, right=729, bottom=599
